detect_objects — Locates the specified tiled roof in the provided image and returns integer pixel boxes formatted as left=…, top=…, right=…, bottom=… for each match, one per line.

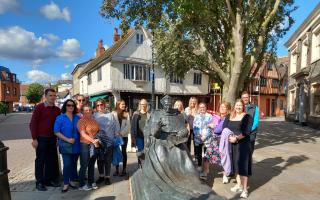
left=79, top=29, right=136, bottom=78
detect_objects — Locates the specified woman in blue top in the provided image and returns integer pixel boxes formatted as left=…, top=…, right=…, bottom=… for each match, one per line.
left=54, top=99, right=80, bottom=193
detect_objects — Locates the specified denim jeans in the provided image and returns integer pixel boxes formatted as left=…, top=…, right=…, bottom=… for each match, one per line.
left=35, top=137, right=60, bottom=184
left=79, top=143, right=97, bottom=187
left=61, top=154, right=78, bottom=185
left=97, top=146, right=113, bottom=177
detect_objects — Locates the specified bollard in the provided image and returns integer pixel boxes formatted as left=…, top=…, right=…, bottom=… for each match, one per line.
left=0, top=140, right=11, bottom=200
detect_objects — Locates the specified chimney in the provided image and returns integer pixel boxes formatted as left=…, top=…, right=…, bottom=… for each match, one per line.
left=113, top=28, right=120, bottom=43
left=96, top=39, right=105, bottom=58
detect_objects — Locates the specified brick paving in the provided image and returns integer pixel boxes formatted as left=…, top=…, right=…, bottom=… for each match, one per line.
left=1, top=113, right=320, bottom=199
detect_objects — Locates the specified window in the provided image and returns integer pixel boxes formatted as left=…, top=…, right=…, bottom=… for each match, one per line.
left=260, top=77, right=267, bottom=87
left=12, top=74, right=16, bottom=82
left=170, top=73, right=183, bottom=84
left=301, top=38, right=308, bottom=69
left=6, top=87, right=10, bottom=94
left=88, top=73, right=92, bottom=85
left=97, top=67, right=102, bottom=81
left=267, top=61, right=273, bottom=70
left=81, top=81, right=84, bottom=94
left=290, top=51, right=297, bottom=75
left=193, top=73, right=202, bottom=85
left=272, top=79, right=279, bottom=88
left=136, top=34, right=144, bottom=44
left=280, top=100, right=284, bottom=110
left=289, top=90, right=296, bottom=113
left=13, top=87, right=16, bottom=95
left=311, top=84, right=320, bottom=115
left=123, top=64, right=149, bottom=81
left=311, top=31, right=320, bottom=62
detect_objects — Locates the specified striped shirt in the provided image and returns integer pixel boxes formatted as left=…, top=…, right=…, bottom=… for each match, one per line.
left=77, top=116, right=99, bottom=144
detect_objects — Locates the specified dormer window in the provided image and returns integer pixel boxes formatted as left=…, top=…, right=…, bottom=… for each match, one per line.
left=136, top=33, right=144, bottom=44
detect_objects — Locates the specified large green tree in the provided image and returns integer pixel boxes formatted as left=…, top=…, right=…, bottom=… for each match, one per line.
left=26, top=83, right=44, bottom=104
left=100, top=0, right=295, bottom=104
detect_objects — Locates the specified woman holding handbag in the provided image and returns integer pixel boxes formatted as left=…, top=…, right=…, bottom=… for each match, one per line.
left=54, top=99, right=80, bottom=193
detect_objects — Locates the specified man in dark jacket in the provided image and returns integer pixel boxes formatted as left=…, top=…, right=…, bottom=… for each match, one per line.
left=30, top=88, right=61, bottom=191
left=241, top=91, right=259, bottom=154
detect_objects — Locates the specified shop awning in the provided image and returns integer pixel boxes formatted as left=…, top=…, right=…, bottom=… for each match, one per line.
left=89, top=94, right=108, bottom=102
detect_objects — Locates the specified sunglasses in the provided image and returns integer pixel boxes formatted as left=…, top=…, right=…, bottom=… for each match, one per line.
left=77, top=99, right=84, bottom=102
left=66, top=104, right=75, bottom=107
left=96, top=104, right=104, bottom=107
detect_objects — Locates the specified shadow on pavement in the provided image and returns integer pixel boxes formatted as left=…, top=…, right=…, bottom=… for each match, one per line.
left=255, top=121, right=320, bottom=150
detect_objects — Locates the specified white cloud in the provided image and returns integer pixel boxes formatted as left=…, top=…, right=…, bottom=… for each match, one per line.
left=58, top=38, right=83, bottom=60
left=43, top=33, right=60, bottom=41
left=64, top=64, right=70, bottom=69
left=0, top=0, right=19, bottom=14
left=61, top=73, right=72, bottom=80
left=40, top=1, right=71, bottom=22
left=27, top=69, right=57, bottom=83
left=0, top=26, right=55, bottom=63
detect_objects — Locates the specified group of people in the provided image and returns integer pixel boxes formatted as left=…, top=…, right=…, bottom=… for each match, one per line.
left=30, top=89, right=131, bottom=193
left=30, top=88, right=258, bottom=198
left=176, top=92, right=259, bottom=199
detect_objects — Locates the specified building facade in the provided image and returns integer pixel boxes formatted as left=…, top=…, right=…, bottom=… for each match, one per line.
left=285, top=3, right=320, bottom=129
left=0, top=66, right=20, bottom=112
left=75, top=27, right=209, bottom=112
left=248, top=57, right=288, bottom=117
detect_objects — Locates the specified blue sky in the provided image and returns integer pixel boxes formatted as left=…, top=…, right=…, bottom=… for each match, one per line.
left=0, top=0, right=318, bottom=83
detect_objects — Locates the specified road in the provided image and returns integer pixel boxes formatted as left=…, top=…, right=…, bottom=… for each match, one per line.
left=1, top=113, right=320, bottom=199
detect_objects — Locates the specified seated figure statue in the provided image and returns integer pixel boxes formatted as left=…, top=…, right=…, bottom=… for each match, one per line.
left=131, top=95, right=223, bottom=200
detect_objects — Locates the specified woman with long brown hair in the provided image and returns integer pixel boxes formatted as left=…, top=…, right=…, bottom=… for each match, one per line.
left=112, top=100, right=130, bottom=176
left=222, top=99, right=253, bottom=198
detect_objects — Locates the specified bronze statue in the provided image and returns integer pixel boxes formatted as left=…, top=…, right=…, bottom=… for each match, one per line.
left=131, top=95, right=223, bottom=200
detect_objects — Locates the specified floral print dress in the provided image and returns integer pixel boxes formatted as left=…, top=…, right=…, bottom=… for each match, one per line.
left=204, top=116, right=224, bottom=165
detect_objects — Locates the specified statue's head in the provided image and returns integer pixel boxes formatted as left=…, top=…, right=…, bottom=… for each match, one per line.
left=160, top=95, right=172, bottom=112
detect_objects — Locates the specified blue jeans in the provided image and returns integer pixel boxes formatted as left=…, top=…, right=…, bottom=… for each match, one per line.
left=61, top=154, right=78, bottom=185
left=79, top=143, right=96, bottom=187
left=136, top=137, right=144, bottom=152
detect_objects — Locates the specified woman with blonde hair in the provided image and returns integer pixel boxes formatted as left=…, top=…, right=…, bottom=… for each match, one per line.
left=185, top=97, right=198, bottom=153
left=112, top=100, right=130, bottom=176
left=222, top=99, right=252, bottom=198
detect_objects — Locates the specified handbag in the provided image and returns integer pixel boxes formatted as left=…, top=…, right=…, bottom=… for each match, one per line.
left=59, top=117, right=75, bottom=154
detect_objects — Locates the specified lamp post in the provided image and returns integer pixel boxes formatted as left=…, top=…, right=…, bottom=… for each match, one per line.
left=151, top=30, right=156, bottom=111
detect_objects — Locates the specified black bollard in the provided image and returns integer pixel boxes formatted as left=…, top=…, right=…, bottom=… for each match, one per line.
left=0, top=140, right=11, bottom=200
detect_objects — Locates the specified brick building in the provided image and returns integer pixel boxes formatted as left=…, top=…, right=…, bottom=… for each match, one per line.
left=0, top=66, right=20, bottom=112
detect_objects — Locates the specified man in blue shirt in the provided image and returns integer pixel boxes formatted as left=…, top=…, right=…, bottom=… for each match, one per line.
left=241, top=91, right=259, bottom=154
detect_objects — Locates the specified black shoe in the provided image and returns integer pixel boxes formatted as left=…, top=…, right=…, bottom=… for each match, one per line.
left=96, top=177, right=105, bottom=184
left=113, top=171, right=119, bottom=176
left=36, top=183, right=47, bottom=191
left=105, top=178, right=111, bottom=185
left=45, top=181, right=61, bottom=187
left=61, top=187, right=69, bottom=193
left=120, top=171, right=127, bottom=177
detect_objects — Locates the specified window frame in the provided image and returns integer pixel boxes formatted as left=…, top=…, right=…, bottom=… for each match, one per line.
left=88, top=72, right=92, bottom=85
left=97, top=67, right=102, bottom=82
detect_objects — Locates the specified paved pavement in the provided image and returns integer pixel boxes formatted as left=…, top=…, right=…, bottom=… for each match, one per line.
left=1, top=113, right=320, bottom=200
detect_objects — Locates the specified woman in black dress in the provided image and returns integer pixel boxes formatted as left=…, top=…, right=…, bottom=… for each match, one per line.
left=223, top=99, right=252, bottom=199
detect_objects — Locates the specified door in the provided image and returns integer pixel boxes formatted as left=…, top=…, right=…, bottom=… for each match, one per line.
left=271, top=99, right=276, bottom=116
left=266, top=99, right=270, bottom=117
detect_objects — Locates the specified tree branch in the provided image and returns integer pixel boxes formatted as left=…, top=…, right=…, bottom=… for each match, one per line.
left=226, top=0, right=236, bottom=24
left=262, top=0, right=281, bottom=28
left=198, top=35, right=228, bottom=83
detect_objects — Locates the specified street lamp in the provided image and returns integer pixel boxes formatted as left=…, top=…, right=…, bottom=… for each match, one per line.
left=151, top=30, right=156, bottom=111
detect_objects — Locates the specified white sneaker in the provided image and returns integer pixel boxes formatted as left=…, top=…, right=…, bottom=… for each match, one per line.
left=79, top=184, right=92, bottom=191
left=222, top=175, right=230, bottom=184
left=199, top=172, right=207, bottom=180
left=230, top=184, right=243, bottom=193
left=92, top=183, right=98, bottom=190
left=240, top=190, right=249, bottom=198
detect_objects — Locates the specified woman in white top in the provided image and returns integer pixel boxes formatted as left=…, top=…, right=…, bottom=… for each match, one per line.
left=184, top=97, right=198, bottom=153
left=113, top=100, right=130, bottom=176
